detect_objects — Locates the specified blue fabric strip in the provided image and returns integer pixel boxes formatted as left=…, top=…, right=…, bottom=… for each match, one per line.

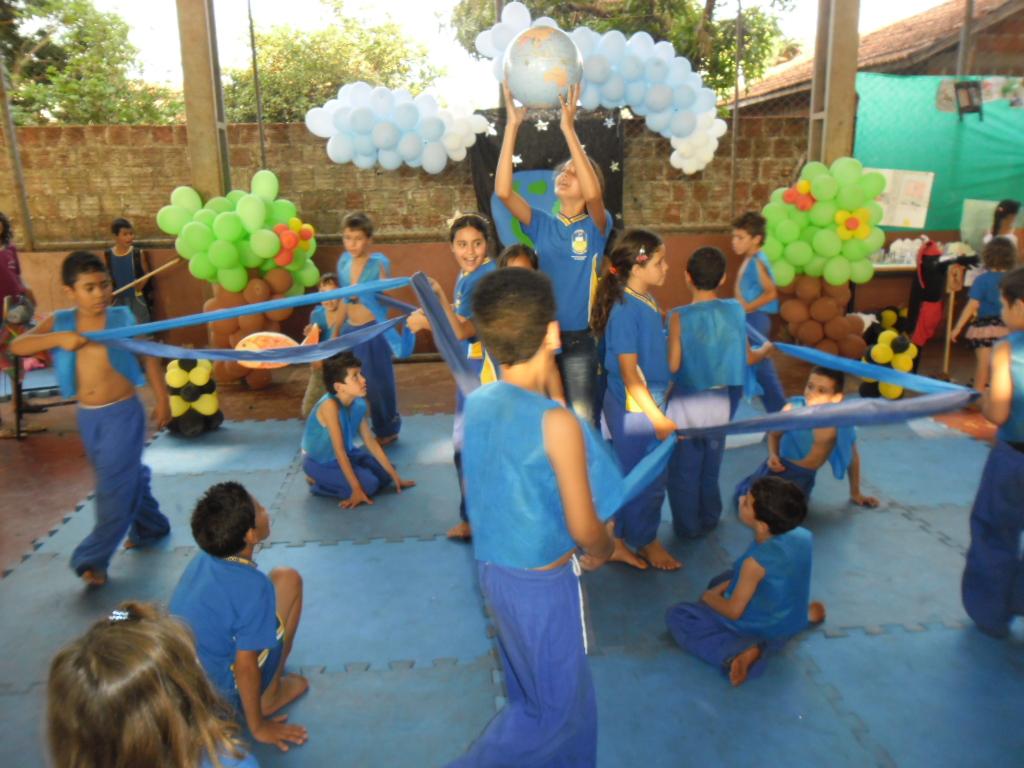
left=377, top=294, right=418, bottom=314
left=411, top=272, right=481, bottom=395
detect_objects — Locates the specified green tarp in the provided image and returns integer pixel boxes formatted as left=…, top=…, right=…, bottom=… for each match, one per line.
left=853, top=72, right=1024, bottom=231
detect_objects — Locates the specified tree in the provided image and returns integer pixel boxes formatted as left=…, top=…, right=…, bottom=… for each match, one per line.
left=450, top=0, right=799, bottom=97
left=5, top=0, right=182, bottom=125
left=222, top=6, right=443, bottom=124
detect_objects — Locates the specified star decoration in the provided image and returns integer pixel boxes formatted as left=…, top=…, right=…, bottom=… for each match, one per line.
left=512, top=154, right=523, bottom=166
left=604, top=117, right=616, bottom=129
left=609, top=161, right=620, bottom=173
left=486, top=121, right=497, bottom=136
left=615, top=212, right=624, bottom=220
left=534, top=119, right=550, bottom=131
left=580, top=144, right=586, bottom=152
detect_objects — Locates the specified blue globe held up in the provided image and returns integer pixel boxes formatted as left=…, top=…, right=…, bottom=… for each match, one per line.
left=503, top=26, right=583, bottom=108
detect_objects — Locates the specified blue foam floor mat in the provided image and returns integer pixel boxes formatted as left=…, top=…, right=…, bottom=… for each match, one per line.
left=143, top=419, right=304, bottom=474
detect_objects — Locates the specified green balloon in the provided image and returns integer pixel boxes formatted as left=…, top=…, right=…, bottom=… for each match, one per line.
left=194, top=209, right=217, bottom=228
left=800, top=161, right=829, bottom=181
left=770, top=187, right=787, bottom=204
left=800, top=226, right=821, bottom=245
left=251, top=169, right=280, bottom=202
left=805, top=256, right=827, bottom=277
left=772, top=259, right=796, bottom=287
left=237, top=239, right=262, bottom=268
left=250, top=229, right=280, bottom=259
left=850, top=258, right=875, bottom=285
left=270, top=199, right=297, bottom=226
left=842, top=239, right=867, bottom=261
left=763, top=202, right=788, bottom=224
left=860, top=171, right=886, bottom=199
left=237, top=195, right=267, bottom=234
left=864, top=226, right=886, bottom=253
left=188, top=252, right=216, bottom=281
left=297, top=260, right=321, bottom=288
left=209, top=240, right=239, bottom=269
left=836, top=184, right=865, bottom=211
left=213, top=211, right=244, bottom=242
left=218, top=266, right=248, bottom=293
left=775, top=219, right=800, bottom=245
left=830, top=157, right=863, bottom=187
left=763, top=237, right=783, bottom=261
left=784, top=240, right=813, bottom=266
left=204, top=196, right=234, bottom=214
left=285, top=254, right=304, bottom=272
left=823, top=256, right=851, bottom=286
left=181, top=221, right=214, bottom=253
left=809, top=200, right=838, bottom=228
left=174, top=235, right=195, bottom=260
left=156, top=204, right=192, bottom=236
left=305, top=236, right=317, bottom=258
left=812, top=228, right=842, bottom=258
left=226, top=189, right=247, bottom=204
left=788, top=209, right=809, bottom=229
left=866, top=201, right=885, bottom=226
left=283, top=281, right=304, bottom=298
left=170, top=186, right=203, bottom=214
left=810, top=174, right=838, bottom=201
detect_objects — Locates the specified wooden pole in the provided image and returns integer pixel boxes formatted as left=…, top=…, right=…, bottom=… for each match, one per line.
left=111, top=258, right=184, bottom=297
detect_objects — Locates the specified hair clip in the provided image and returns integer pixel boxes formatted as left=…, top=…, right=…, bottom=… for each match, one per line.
left=608, top=265, right=618, bottom=275
left=446, top=211, right=491, bottom=229
left=109, top=609, right=131, bottom=623
left=635, top=246, right=649, bottom=264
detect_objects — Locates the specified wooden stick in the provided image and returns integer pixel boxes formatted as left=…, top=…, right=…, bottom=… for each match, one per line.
left=111, top=258, right=184, bottom=297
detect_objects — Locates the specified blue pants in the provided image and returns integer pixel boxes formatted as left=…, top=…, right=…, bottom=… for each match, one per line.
left=734, top=457, right=817, bottom=510
left=558, top=330, right=600, bottom=429
left=348, top=323, right=401, bottom=439
left=302, top=448, right=392, bottom=499
left=71, top=396, right=169, bottom=576
left=602, top=391, right=668, bottom=551
left=747, top=312, right=785, bottom=413
left=962, top=441, right=1024, bottom=637
left=666, top=388, right=739, bottom=538
left=450, top=559, right=596, bottom=767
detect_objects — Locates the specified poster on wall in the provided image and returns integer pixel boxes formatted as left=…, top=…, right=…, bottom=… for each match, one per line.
left=863, top=168, right=935, bottom=228
left=936, top=77, right=1024, bottom=111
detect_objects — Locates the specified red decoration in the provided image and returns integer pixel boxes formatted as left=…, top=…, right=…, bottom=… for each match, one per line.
left=275, top=249, right=294, bottom=266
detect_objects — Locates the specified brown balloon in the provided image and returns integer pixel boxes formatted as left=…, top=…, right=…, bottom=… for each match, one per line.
left=209, top=331, right=233, bottom=348
left=264, top=295, right=293, bottom=323
left=264, top=268, right=293, bottom=295
left=786, top=321, right=802, bottom=339
left=838, top=334, right=868, bottom=359
left=238, top=311, right=266, bottom=334
left=203, top=297, right=221, bottom=314
left=780, top=299, right=810, bottom=325
left=243, top=278, right=271, bottom=305
left=824, top=315, right=849, bottom=340
left=796, top=319, right=825, bottom=345
left=265, top=321, right=282, bottom=333
left=210, top=315, right=239, bottom=338
left=795, top=275, right=822, bottom=303
left=245, top=368, right=273, bottom=390
left=809, top=296, right=840, bottom=323
left=214, top=285, right=247, bottom=307
left=228, top=330, right=247, bottom=348
left=845, top=314, right=866, bottom=336
left=213, top=360, right=249, bottom=384
left=822, top=281, right=852, bottom=308
left=815, top=338, right=840, bottom=356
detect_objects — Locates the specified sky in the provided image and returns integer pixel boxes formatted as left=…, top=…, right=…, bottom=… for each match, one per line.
left=92, top=0, right=952, bottom=110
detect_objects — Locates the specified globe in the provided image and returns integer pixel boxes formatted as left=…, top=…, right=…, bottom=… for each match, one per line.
left=503, top=27, right=583, bottom=109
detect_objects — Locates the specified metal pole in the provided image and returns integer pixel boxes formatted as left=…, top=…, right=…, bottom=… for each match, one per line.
left=0, top=59, right=36, bottom=251
left=956, top=0, right=975, bottom=77
left=495, top=0, right=505, bottom=106
left=247, top=0, right=268, bottom=168
left=729, top=0, right=743, bottom=220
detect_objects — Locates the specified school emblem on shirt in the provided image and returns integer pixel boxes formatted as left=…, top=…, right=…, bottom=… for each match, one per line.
left=571, top=229, right=588, bottom=259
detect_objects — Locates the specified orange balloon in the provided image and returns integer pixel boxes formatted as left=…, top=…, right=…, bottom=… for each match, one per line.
left=280, top=230, right=299, bottom=250
left=299, top=224, right=314, bottom=241
left=245, top=368, right=273, bottom=390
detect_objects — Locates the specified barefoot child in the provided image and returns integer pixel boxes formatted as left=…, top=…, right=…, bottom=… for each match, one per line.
left=301, top=352, right=414, bottom=508
left=495, top=81, right=612, bottom=425
left=667, top=476, right=824, bottom=686
left=592, top=229, right=679, bottom=571
left=48, top=601, right=260, bottom=767
left=449, top=268, right=614, bottom=766
left=733, top=367, right=879, bottom=509
left=666, top=247, right=773, bottom=538
left=951, top=239, right=1016, bottom=393
left=407, top=212, right=496, bottom=539
left=732, top=212, right=786, bottom=412
left=11, top=251, right=170, bottom=587
left=170, top=482, right=308, bottom=752
left=962, top=266, right=1024, bottom=637
left=299, top=272, right=345, bottom=418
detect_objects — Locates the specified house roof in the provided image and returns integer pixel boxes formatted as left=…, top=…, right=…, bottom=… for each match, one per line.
left=737, top=0, right=1024, bottom=106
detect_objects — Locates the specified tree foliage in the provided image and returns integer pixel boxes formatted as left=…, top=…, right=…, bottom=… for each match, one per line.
left=4, top=0, right=182, bottom=125
left=222, top=5, right=443, bottom=124
left=450, top=0, right=799, bottom=96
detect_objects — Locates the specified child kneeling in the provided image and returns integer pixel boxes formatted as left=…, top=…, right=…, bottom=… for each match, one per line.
left=666, top=476, right=825, bottom=686
left=301, top=351, right=414, bottom=509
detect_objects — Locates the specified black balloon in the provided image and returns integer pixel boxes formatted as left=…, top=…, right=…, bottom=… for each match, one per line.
left=179, top=359, right=198, bottom=371
left=180, top=383, right=201, bottom=403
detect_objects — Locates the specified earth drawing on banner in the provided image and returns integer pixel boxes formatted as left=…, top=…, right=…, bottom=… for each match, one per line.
left=490, top=170, right=560, bottom=248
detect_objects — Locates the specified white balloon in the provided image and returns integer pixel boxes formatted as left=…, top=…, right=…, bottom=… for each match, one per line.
left=337, top=84, right=352, bottom=102
left=532, top=16, right=558, bottom=28
left=447, top=145, right=468, bottom=162
left=475, top=30, right=498, bottom=59
left=469, top=114, right=490, bottom=133
left=654, top=40, right=676, bottom=61
left=710, top=118, right=728, bottom=138
left=414, top=93, right=438, bottom=117
left=349, top=81, right=372, bottom=107
left=698, top=148, right=714, bottom=164
left=393, top=89, right=413, bottom=104
left=501, top=2, right=532, bottom=30
left=326, top=133, right=354, bottom=164
left=421, top=141, right=448, bottom=174
left=492, top=56, right=504, bottom=81
left=453, top=116, right=472, bottom=136
left=463, top=132, right=477, bottom=148
left=305, top=107, right=334, bottom=138
left=491, top=22, right=515, bottom=51
left=669, top=150, right=685, bottom=170
left=697, top=111, right=715, bottom=131
left=442, top=130, right=463, bottom=152
left=678, top=141, right=696, bottom=158
left=323, top=98, right=340, bottom=114
left=583, top=54, right=611, bottom=85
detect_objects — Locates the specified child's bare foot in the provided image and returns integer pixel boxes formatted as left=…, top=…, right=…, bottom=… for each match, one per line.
left=377, top=434, right=399, bottom=446
left=261, top=673, right=309, bottom=717
left=447, top=521, right=472, bottom=540
left=639, top=540, right=682, bottom=571
left=608, top=537, right=648, bottom=570
left=80, top=569, right=107, bottom=587
left=122, top=539, right=137, bottom=550
left=305, top=476, right=315, bottom=486
left=729, top=644, right=762, bottom=686
left=808, top=601, right=826, bottom=624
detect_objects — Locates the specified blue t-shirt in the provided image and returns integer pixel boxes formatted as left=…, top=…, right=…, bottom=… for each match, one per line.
left=454, top=259, right=497, bottom=370
left=523, top=207, right=613, bottom=332
left=778, top=396, right=857, bottom=479
left=969, top=270, right=1005, bottom=319
left=52, top=306, right=145, bottom=398
left=998, top=332, right=1024, bottom=443
left=169, top=553, right=281, bottom=700
left=302, top=394, right=367, bottom=463
left=724, top=527, right=813, bottom=639
left=671, top=299, right=747, bottom=394
left=603, top=288, right=670, bottom=409
left=739, top=251, right=779, bottom=315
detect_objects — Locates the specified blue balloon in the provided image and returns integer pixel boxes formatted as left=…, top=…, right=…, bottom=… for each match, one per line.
left=625, top=81, right=647, bottom=108
left=646, top=110, right=671, bottom=134
left=601, top=74, right=626, bottom=105
left=378, top=149, right=402, bottom=171
left=583, top=54, right=611, bottom=84
left=397, top=132, right=422, bottom=162
left=331, top=106, right=351, bottom=133
left=353, top=152, right=378, bottom=170
left=353, top=133, right=376, bottom=155
left=580, top=84, right=601, bottom=111
left=394, top=102, right=420, bottom=132
left=419, top=116, right=445, bottom=142
left=619, top=54, right=643, bottom=82
left=695, top=88, right=717, bottom=113
left=670, top=111, right=697, bottom=138
left=645, top=83, right=673, bottom=113
left=350, top=107, right=375, bottom=134
left=421, top=141, right=447, bottom=175
left=644, top=58, right=668, bottom=83
left=673, top=84, right=696, bottom=110
left=372, top=121, right=400, bottom=150
left=326, top=132, right=354, bottom=164
left=369, top=87, right=394, bottom=117
left=667, top=57, right=692, bottom=85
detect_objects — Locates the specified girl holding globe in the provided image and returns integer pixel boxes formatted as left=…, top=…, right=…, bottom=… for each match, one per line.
left=495, top=80, right=612, bottom=427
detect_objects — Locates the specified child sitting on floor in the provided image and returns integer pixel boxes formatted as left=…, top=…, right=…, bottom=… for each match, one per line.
left=300, top=272, right=345, bottom=418
left=666, top=476, right=825, bottom=686
left=170, top=482, right=308, bottom=752
left=734, top=366, right=879, bottom=509
left=48, top=601, right=260, bottom=767
left=301, top=351, right=414, bottom=509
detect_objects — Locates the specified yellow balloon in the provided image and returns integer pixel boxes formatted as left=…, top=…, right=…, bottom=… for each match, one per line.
left=899, top=306, right=909, bottom=317
left=170, top=395, right=189, bottom=418
left=854, top=207, right=870, bottom=221
left=838, top=227, right=853, bottom=241
left=908, top=343, right=919, bottom=359
left=165, top=367, right=189, bottom=389
left=870, top=344, right=894, bottom=365
left=891, top=353, right=913, bottom=372
left=855, top=224, right=871, bottom=239
left=196, top=358, right=213, bottom=371
left=859, top=357, right=877, bottom=383
left=797, top=180, right=811, bottom=194
left=188, top=366, right=211, bottom=386
left=878, top=329, right=899, bottom=347
left=168, top=359, right=180, bottom=371
left=193, top=393, right=219, bottom=416
left=288, top=217, right=303, bottom=233
left=879, top=382, right=903, bottom=400
left=835, top=210, right=850, bottom=225
left=880, top=310, right=898, bottom=329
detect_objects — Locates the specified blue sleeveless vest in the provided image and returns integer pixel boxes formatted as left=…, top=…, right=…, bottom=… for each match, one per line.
left=998, top=332, right=1024, bottom=443
left=779, top=396, right=856, bottom=479
left=302, top=394, right=367, bottom=463
left=670, top=299, right=747, bottom=393
left=336, top=251, right=414, bottom=357
left=52, top=307, right=144, bottom=398
left=739, top=251, right=779, bottom=315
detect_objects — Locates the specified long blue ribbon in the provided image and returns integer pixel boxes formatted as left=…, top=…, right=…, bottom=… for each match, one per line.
left=410, top=272, right=481, bottom=394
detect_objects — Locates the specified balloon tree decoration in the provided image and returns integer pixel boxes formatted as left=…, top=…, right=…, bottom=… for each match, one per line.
left=165, top=358, right=224, bottom=436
